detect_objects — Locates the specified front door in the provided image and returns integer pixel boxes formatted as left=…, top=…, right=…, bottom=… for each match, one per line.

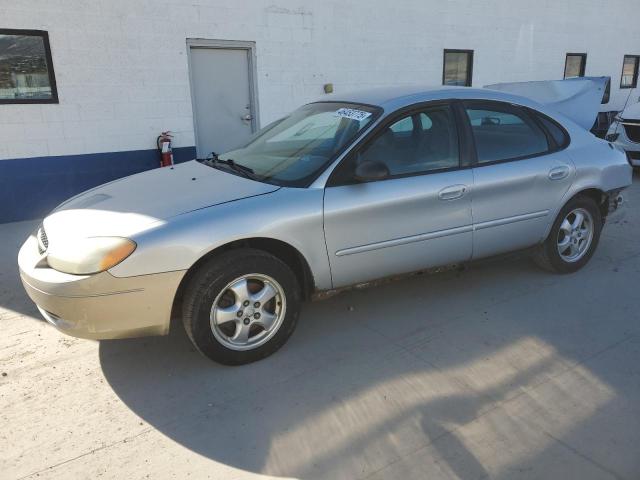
left=188, top=42, right=257, bottom=157
left=323, top=104, right=473, bottom=288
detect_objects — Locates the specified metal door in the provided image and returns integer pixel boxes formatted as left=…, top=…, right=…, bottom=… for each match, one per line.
left=463, top=101, right=575, bottom=259
left=323, top=170, right=474, bottom=289
left=471, top=152, right=574, bottom=259
left=188, top=43, right=257, bottom=157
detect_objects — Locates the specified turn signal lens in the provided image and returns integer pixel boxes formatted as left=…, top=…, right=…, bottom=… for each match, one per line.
left=98, top=240, right=137, bottom=271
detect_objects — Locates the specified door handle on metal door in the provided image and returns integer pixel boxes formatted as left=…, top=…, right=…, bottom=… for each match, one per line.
left=242, top=114, right=253, bottom=122
left=438, top=184, right=467, bottom=201
left=548, top=166, right=570, bottom=180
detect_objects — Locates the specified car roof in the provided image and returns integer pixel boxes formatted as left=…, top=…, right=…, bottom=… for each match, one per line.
left=322, top=85, right=544, bottom=112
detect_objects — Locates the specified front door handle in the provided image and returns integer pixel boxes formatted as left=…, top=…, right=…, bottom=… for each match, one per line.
left=242, top=114, right=253, bottom=122
left=548, top=165, right=570, bottom=181
left=438, top=184, right=467, bottom=201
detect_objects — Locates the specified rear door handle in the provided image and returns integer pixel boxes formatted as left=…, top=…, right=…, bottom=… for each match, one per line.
left=548, top=166, right=570, bottom=181
left=438, top=184, right=467, bottom=201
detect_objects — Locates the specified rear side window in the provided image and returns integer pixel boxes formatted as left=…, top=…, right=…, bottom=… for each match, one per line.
left=533, top=112, right=570, bottom=148
left=465, top=105, right=549, bottom=164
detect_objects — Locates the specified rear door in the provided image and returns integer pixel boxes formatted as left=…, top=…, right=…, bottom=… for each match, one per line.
left=461, top=101, right=575, bottom=259
left=323, top=103, right=474, bottom=288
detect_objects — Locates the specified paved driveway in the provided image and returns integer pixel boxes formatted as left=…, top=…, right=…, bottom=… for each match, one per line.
left=2, top=173, right=639, bottom=479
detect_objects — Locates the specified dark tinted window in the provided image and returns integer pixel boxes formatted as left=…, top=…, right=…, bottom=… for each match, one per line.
left=443, top=50, right=473, bottom=87
left=0, top=29, right=58, bottom=104
left=564, top=53, right=586, bottom=78
left=601, top=77, right=611, bottom=104
left=621, top=55, right=639, bottom=89
left=466, top=105, right=549, bottom=164
left=534, top=113, right=569, bottom=147
left=355, top=106, right=460, bottom=177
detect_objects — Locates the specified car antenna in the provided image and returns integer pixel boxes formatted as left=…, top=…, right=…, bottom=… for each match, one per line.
left=620, top=88, right=634, bottom=115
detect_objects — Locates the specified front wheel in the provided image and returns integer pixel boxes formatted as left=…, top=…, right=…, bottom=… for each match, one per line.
left=182, top=249, right=301, bottom=365
left=534, top=195, right=602, bottom=273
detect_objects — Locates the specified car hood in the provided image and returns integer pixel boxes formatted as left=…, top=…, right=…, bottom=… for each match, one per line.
left=44, top=160, right=280, bottom=238
left=620, top=101, right=640, bottom=121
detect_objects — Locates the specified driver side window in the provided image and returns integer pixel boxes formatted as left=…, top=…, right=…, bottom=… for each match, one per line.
left=355, top=106, right=460, bottom=179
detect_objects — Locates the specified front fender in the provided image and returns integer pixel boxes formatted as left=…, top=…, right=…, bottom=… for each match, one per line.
left=108, top=188, right=333, bottom=291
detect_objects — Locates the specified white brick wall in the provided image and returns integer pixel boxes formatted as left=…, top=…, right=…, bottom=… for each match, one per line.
left=0, top=0, right=639, bottom=160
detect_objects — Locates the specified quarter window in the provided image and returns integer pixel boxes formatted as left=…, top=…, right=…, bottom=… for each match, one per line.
left=621, top=55, right=639, bottom=89
left=443, top=50, right=473, bottom=87
left=465, top=105, right=549, bottom=164
left=356, top=106, right=460, bottom=177
left=564, top=53, right=587, bottom=79
left=0, top=29, right=58, bottom=104
left=533, top=112, right=569, bottom=148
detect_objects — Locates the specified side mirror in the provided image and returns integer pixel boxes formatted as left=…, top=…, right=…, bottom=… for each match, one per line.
left=353, top=161, right=390, bottom=182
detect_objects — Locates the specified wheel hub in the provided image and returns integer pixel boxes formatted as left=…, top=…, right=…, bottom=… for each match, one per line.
left=209, top=273, right=286, bottom=351
left=556, top=207, right=594, bottom=263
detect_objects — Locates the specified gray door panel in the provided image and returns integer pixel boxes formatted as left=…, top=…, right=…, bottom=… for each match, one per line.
left=471, top=152, right=574, bottom=259
left=324, top=170, right=474, bottom=288
left=190, top=47, right=254, bottom=157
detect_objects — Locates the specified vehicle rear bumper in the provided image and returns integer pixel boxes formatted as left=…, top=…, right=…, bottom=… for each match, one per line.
left=18, top=234, right=186, bottom=340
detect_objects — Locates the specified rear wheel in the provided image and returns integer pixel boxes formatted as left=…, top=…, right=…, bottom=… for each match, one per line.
left=534, top=195, right=602, bottom=273
left=182, top=249, right=301, bottom=365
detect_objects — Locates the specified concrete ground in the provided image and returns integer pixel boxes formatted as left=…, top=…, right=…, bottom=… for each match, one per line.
left=1, top=174, right=639, bottom=480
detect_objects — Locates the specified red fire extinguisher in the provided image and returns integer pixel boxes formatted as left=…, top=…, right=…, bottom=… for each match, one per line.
left=157, top=131, right=174, bottom=167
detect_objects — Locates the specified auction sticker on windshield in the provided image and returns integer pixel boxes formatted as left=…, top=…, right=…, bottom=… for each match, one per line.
left=334, top=108, right=372, bottom=121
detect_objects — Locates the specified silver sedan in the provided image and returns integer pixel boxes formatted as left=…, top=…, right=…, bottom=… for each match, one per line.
left=19, top=85, right=632, bottom=365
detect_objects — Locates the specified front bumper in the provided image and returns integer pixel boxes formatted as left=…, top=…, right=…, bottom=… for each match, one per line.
left=18, top=234, right=186, bottom=340
left=607, top=121, right=640, bottom=166
left=626, top=150, right=640, bottom=167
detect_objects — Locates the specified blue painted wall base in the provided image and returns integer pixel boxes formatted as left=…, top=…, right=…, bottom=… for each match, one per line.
left=0, top=146, right=196, bottom=224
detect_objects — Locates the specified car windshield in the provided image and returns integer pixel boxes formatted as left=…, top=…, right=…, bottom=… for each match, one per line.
left=216, top=102, right=380, bottom=187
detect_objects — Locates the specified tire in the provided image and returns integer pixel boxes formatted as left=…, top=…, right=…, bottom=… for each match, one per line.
left=533, top=195, right=602, bottom=274
left=182, top=249, right=301, bottom=365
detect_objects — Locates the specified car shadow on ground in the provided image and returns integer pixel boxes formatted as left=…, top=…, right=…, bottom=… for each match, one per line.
left=0, top=219, right=42, bottom=320
left=98, top=246, right=640, bottom=479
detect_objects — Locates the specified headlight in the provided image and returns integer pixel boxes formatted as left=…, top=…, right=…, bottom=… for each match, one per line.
left=47, top=237, right=137, bottom=275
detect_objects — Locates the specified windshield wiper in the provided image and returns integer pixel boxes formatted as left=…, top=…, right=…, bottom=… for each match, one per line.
left=202, top=156, right=258, bottom=180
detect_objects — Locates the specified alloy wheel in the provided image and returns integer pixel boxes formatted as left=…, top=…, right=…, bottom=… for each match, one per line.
left=557, top=207, right=594, bottom=263
left=210, top=273, right=286, bottom=351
